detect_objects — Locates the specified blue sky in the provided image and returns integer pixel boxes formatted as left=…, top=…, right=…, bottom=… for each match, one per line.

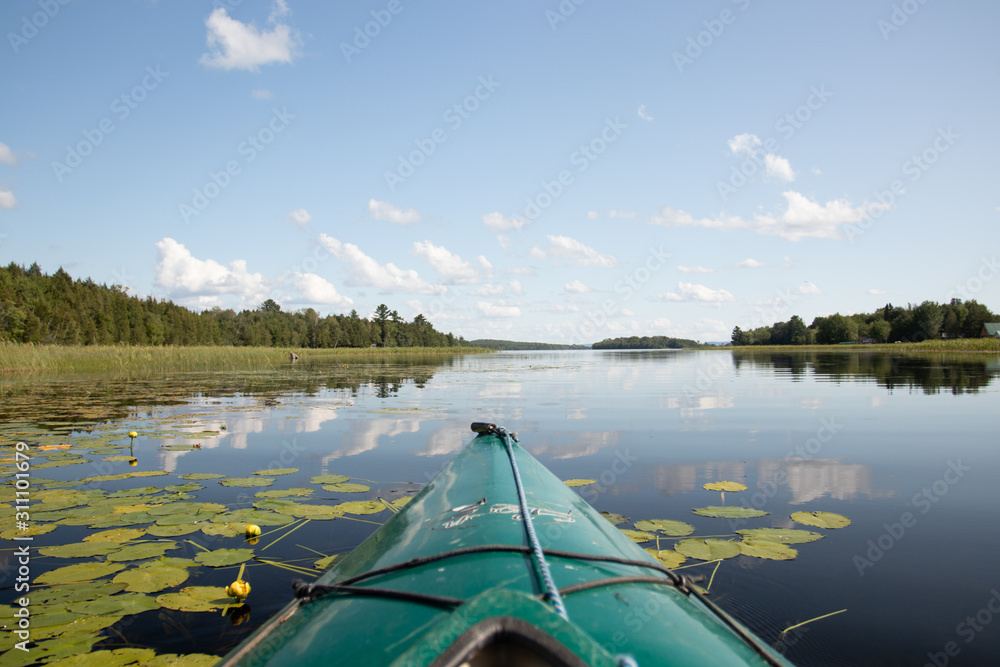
left=2, top=0, right=997, bottom=343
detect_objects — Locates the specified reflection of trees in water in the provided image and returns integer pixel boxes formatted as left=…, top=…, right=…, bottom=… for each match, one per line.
left=0, top=356, right=456, bottom=429
left=732, top=350, right=999, bottom=395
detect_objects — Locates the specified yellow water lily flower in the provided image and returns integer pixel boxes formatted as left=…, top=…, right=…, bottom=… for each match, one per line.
left=245, top=524, right=262, bottom=538
left=226, top=579, right=251, bottom=600
left=128, top=431, right=138, bottom=438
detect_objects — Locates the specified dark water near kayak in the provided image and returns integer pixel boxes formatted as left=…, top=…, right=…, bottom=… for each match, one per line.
left=3, top=349, right=1000, bottom=666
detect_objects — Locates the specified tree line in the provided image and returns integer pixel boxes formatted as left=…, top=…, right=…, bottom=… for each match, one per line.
left=731, top=300, right=997, bottom=346
left=592, top=335, right=702, bottom=349
left=0, top=262, right=465, bottom=348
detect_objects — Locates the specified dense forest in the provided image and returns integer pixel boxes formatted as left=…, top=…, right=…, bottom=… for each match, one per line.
left=731, top=300, right=998, bottom=346
left=0, top=263, right=465, bottom=348
left=592, top=336, right=702, bottom=349
left=469, top=339, right=589, bottom=351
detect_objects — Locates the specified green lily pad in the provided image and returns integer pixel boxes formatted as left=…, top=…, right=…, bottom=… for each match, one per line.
left=36, top=561, right=127, bottom=585
left=194, top=548, right=255, bottom=567
left=66, top=592, right=160, bottom=615
left=600, top=512, right=628, bottom=526
left=46, top=647, right=158, bottom=666
left=0, top=523, right=56, bottom=539
left=391, top=497, right=413, bottom=509
left=255, top=488, right=315, bottom=498
left=563, top=479, right=596, bottom=487
left=31, top=611, right=85, bottom=629
left=634, top=519, right=695, bottom=537
left=106, top=541, right=179, bottom=562
left=147, top=523, right=203, bottom=537
left=180, top=473, right=225, bottom=480
left=146, top=654, right=222, bottom=667
left=310, top=474, right=349, bottom=485
left=321, top=483, right=371, bottom=493
left=282, top=504, right=342, bottom=519
left=736, top=528, right=824, bottom=544
left=692, top=506, right=769, bottom=519
left=738, top=539, right=799, bottom=560
left=332, top=500, right=385, bottom=515
left=253, top=468, right=298, bottom=475
left=791, top=511, right=851, bottom=529
left=314, top=554, right=341, bottom=570
left=103, top=455, right=135, bottom=462
left=211, top=509, right=294, bottom=526
left=165, top=482, right=203, bottom=493
left=703, top=481, right=748, bottom=492
left=114, top=564, right=190, bottom=593
left=220, top=477, right=275, bottom=487
left=39, top=541, right=120, bottom=558
left=84, top=528, right=146, bottom=543
left=619, top=529, right=656, bottom=543
left=644, top=548, right=687, bottom=568
left=675, top=538, right=742, bottom=561
left=157, top=586, right=232, bottom=612
left=201, top=522, right=244, bottom=537
left=30, top=581, right=127, bottom=604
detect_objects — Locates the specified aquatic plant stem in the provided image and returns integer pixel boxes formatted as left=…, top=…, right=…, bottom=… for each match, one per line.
left=779, top=609, right=847, bottom=638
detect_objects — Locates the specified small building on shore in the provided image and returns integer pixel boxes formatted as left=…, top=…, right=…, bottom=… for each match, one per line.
left=981, top=323, right=1000, bottom=338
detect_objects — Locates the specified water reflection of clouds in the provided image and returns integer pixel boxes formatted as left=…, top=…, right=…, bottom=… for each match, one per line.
left=320, top=418, right=421, bottom=465
left=661, top=395, right=735, bottom=417
left=649, top=457, right=890, bottom=504
left=413, top=422, right=470, bottom=457
left=530, top=430, right=620, bottom=459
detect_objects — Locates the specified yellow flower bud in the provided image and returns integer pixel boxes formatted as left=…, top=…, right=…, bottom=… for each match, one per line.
left=128, top=431, right=138, bottom=438
left=245, top=524, right=262, bottom=538
left=226, top=579, right=251, bottom=599
left=128, top=458, right=138, bottom=467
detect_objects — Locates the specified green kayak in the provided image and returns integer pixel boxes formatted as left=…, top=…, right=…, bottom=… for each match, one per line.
left=219, top=423, right=794, bottom=667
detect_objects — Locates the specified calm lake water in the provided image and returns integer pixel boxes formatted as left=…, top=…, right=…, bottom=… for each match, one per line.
left=3, top=349, right=1000, bottom=666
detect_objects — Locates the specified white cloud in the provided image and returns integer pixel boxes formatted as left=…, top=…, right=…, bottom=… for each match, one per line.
left=728, top=133, right=762, bottom=155
left=651, top=191, right=886, bottom=242
left=637, top=105, right=654, bottom=122
left=812, top=167, right=822, bottom=176
left=154, top=238, right=268, bottom=304
left=0, top=188, right=18, bottom=210
left=286, top=208, right=312, bottom=226
left=765, top=153, right=796, bottom=181
left=621, top=308, right=635, bottom=317
left=251, top=88, right=274, bottom=100
left=678, top=265, right=714, bottom=274
left=737, top=258, right=764, bottom=269
left=477, top=255, right=493, bottom=271
left=268, top=0, right=290, bottom=23
left=658, top=281, right=735, bottom=305
left=587, top=210, right=599, bottom=219
left=565, top=280, right=591, bottom=294
left=652, top=317, right=672, bottom=329
left=482, top=211, right=527, bottom=233
left=546, top=235, right=618, bottom=268
left=868, top=288, right=887, bottom=295
left=508, top=279, right=523, bottom=295
left=199, top=3, right=301, bottom=72
left=529, top=246, right=547, bottom=260
left=0, top=143, right=18, bottom=167
left=477, top=301, right=521, bottom=318
left=797, top=283, right=822, bottom=295
left=318, top=234, right=444, bottom=295
left=292, top=272, right=353, bottom=307
left=470, top=283, right=505, bottom=296
left=411, top=240, right=478, bottom=284
left=369, top=199, right=420, bottom=225
left=587, top=209, right=637, bottom=220
left=508, top=267, right=535, bottom=277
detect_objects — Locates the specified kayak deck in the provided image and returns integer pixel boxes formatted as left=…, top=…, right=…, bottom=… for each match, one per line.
left=219, top=426, right=793, bottom=667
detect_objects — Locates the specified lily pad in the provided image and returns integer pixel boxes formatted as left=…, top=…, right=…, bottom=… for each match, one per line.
left=180, top=473, right=225, bottom=480
left=563, top=479, right=596, bottom=487
left=282, top=504, right=342, bottom=519
left=211, top=509, right=294, bottom=526
left=314, top=554, right=341, bottom=570
left=106, top=541, right=179, bottom=562
left=634, top=519, right=695, bottom=537
left=39, top=541, right=120, bottom=558
left=600, top=512, right=628, bottom=526
left=692, top=506, right=769, bottom=519
left=47, top=647, right=157, bottom=666
left=30, top=581, right=127, bottom=604
left=738, top=539, right=799, bottom=560
left=36, top=561, right=127, bottom=585
left=675, top=538, right=742, bottom=561
left=147, top=524, right=203, bottom=537
left=66, top=592, right=160, bottom=615
left=157, top=586, right=232, bottom=612
left=791, top=511, right=851, bottom=529
left=194, top=548, right=255, bottom=567
left=332, top=500, right=385, bottom=515
left=0, top=523, right=56, bottom=539
left=310, top=474, right=349, bottom=485
left=736, top=528, right=824, bottom=544
left=146, top=654, right=222, bottom=667
left=253, top=468, right=298, bottom=476
left=703, top=481, right=748, bottom=492
left=165, top=482, right=203, bottom=493
left=644, top=548, right=687, bottom=568
left=201, top=522, right=244, bottom=537
left=255, top=488, right=315, bottom=498
left=618, top=529, right=656, bottom=543
left=114, top=564, right=190, bottom=593
left=220, top=477, right=275, bottom=487
left=322, top=483, right=371, bottom=493
left=84, top=528, right=146, bottom=543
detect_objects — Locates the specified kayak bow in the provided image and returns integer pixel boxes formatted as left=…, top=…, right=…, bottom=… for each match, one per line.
left=218, top=423, right=794, bottom=667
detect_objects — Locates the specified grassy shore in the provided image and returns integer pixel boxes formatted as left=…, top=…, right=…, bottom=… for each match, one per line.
left=0, top=343, right=493, bottom=375
left=725, top=338, right=1000, bottom=353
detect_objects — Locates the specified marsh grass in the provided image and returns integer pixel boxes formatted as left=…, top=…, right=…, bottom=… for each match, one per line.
left=0, top=343, right=492, bottom=375
left=728, top=338, right=1000, bottom=353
